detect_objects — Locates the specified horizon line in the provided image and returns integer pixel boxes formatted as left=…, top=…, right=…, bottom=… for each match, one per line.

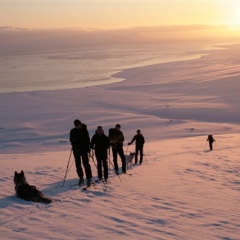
left=1, top=24, right=240, bottom=32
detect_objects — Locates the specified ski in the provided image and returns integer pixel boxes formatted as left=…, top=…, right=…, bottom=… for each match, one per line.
left=120, top=173, right=132, bottom=176
left=82, top=183, right=95, bottom=191
left=95, top=179, right=110, bottom=184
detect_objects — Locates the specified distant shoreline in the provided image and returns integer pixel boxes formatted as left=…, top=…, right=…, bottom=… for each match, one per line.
left=112, top=42, right=240, bottom=82
left=1, top=43, right=240, bottom=154
left=0, top=42, right=217, bottom=94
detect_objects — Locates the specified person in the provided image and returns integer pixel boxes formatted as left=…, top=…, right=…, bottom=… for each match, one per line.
left=70, top=119, right=92, bottom=186
left=108, top=124, right=126, bottom=174
left=207, top=135, right=215, bottom=151
left=128, top=129, right=145, bottom=165
left=90, top=126, right=110, bottom=181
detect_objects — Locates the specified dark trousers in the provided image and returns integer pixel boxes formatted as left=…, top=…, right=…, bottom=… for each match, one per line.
left=209, top=142, right=213, bottom=151
left=135, top=145, right=143, bottom=164
left=112, top=146, right=126, bottom=173
left=73, top=149, right=92, bottom=179
left=95, top=151, right=108, bottom=179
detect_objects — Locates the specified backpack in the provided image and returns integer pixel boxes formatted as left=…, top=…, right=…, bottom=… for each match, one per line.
left=108, top=128, right=114, bottom=139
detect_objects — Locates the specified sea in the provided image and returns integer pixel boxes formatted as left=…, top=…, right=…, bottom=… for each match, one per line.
left=0, top=42, right=217, bottom=93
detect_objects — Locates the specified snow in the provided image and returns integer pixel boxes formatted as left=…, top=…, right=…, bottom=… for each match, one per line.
left=1, top=137, right=240, bottom=239
left=0, top=43, right=240, bottom=239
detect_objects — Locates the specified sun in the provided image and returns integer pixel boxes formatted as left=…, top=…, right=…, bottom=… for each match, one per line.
left=230, top=3, right=240, bottom=25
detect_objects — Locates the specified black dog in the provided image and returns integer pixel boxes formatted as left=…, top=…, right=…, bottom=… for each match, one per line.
left=14, top=171, right=52, bottom=204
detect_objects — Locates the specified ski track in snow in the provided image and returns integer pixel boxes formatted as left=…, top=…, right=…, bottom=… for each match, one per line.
left=1, top=136, right=240, bottom=240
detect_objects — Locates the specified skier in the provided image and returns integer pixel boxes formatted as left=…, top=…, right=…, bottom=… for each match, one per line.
left=90, top=126, right=110, bottom=182
left=70, top=119, right=92, bottom=186
left=108, top=124, right=126, bottom=174
left=207, top=135, right=215, bottom=151
left=128, top=129, right=145, bottom=165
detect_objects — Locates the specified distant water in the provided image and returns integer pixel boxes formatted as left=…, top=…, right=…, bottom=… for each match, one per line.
left=0, top=43, right=215, bottom=93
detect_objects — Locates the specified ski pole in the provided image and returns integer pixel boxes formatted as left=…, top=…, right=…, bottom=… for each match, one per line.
left=89, top=150, right=98, bottom=175
left=143, top=151, right=148, bottom=164
left=204, top=141, right=207, bottom=151
left=90, top=150, right=98, bottom=169
left=108, top=148, right=111, bottom=172
left=108, top=157, right=122, bottom=182
left=62, top=148, right=73, bottom=186
left=125, top=145, right=129, bottom=154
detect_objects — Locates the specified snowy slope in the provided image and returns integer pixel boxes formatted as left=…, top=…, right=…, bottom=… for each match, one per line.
left=1, top=44, right=240, bottom=155
left=0, top=135, right=239, bottom=240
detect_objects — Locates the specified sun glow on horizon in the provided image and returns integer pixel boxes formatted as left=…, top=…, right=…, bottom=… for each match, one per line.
left=0, top=0, right=240, bottom=30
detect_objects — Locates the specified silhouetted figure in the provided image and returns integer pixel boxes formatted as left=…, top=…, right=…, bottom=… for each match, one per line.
left=70, top=119, right=92, bottom=186
left=128, top=130, right=145, bottom=165
left=108, top=124, right=126, bottom=174
left=207, top=135, right=215, bottom=151
left=90, top=126, right=110, bottom=181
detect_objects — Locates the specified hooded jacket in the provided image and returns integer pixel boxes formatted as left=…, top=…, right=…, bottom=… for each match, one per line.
left=130, top=134, right=145, bottom=147
left=70, top=123, right=90, bottom=151
left=90, top=133, right=110, bottom=153
left=207, top=135, right=215, bottom=143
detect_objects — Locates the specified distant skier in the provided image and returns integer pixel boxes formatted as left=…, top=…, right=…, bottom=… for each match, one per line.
left=90, top=126, right=110, bottom=182
left=128, top=130, right=145, bottom=165
left=70, top=119, right=92, bottom=186
left=108, top=124, right=126, bottom=174
left=207, top=135, right=215, bottom=151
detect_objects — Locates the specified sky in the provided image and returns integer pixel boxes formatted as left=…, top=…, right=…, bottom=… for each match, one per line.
left=0, top=0, right=240, bottom=29
left=1, top=0, right=240, bottom=53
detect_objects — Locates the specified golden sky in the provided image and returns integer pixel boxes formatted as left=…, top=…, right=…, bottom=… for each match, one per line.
left=0, top=0, right=240, bottom=29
